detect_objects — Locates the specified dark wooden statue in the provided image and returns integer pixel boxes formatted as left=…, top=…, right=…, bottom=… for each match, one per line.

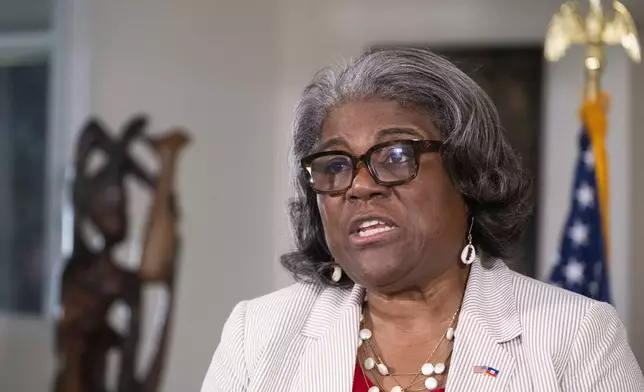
left=53, top=116, right=190, bottom=392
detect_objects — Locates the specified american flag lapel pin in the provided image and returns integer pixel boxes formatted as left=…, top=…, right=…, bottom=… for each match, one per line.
left=473, top=365, right=487, bottom=374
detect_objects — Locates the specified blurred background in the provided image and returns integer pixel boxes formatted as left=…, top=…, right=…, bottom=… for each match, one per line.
left=0, top=0, right=643, bottom=391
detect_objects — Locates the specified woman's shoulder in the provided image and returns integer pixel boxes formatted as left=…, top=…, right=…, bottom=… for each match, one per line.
left=508, top=268, right=607, bottom=315
left=506, top=268, right=644, bottom=388
left=223, top=281, right=351, bottom=340
left=246, top=280, right=325, bottom=309
left=204, top=283, right=357, bottom=390
left=479, top=259, right=609, bottom=327
left=507, top=268, right=622, bottom=343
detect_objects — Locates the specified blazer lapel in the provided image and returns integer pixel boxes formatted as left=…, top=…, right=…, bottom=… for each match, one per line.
left=294, top=258, right=521, bottom=392
left=296, top=284, right=364, bottom=392
left=446, top=258, right=522, bottom=392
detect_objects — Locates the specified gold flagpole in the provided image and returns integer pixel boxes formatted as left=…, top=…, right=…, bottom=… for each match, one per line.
left=544, top=0, right=641, bottom=262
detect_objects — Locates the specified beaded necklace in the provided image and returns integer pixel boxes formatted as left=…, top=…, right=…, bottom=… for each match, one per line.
left=357, top=299, right=460, bottom=392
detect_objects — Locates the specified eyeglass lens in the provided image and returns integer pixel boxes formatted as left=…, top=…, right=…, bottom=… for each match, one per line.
left=308, top=143, right=419, bottom=192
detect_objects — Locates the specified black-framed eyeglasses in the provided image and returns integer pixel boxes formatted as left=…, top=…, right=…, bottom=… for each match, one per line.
left=300, top=139, right=443, bottom=195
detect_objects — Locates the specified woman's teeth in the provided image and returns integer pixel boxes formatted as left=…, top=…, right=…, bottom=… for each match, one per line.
left=357, top=225, right=394, bottom=237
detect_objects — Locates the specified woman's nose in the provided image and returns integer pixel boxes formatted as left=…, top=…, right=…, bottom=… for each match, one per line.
left=345, top=164, right=389, bottom=201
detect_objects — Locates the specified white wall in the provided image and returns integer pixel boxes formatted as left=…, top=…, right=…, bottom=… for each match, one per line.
left=0, top=316, right=53, bottom=391
left=630, top=58, right=644, bottom=364
left=1, top=1, right=643, bottom=391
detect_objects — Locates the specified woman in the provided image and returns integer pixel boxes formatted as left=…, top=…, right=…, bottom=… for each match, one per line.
left=201, top=47, right=644, bottom=391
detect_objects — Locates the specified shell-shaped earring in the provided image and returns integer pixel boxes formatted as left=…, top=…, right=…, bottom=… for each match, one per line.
left=331, top=264, right=343, bottom=282
left=461, top=217, right=476, bottom=265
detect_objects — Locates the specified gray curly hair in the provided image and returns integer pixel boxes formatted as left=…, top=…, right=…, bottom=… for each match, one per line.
left=280, top=47, right=533, bottom=287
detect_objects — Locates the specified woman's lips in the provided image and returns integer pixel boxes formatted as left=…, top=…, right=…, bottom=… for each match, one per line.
left=349, top=223, right=399, bottom=247
left=348, top=215, right=398, bottom=234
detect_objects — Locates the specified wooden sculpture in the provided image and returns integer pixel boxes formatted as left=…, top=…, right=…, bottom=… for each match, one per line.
left=139, top=131, right=190, bottom=392
left=53, top=116, right=190, bottom=392
left=139, top=132, right=190, bottom=283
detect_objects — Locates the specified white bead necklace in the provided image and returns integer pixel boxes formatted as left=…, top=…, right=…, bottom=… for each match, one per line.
left=358, top=302, right=460, bottom=392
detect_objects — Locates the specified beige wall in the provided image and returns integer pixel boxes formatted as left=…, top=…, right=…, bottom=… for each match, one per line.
left=630, top=59, right=644, bottom=364
left=0, top=316, right=53, bottom=391
left=1, top=1, right=643, bottom=391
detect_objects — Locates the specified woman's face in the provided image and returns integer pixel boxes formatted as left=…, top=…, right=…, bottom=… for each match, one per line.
left=317, top=99, right=468, bottom=292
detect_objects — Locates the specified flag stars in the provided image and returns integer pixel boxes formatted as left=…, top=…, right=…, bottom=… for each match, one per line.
left=564, top=258, right=586, bottom=286
left=568, top=221, right=589, bottom=246
left=583, top=148, right=595, bottom=169
left=548, top=133, right=609, bottom=302
left=576, top=183, right=595, bottom=208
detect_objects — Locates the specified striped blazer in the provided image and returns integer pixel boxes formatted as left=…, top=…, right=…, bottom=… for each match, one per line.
left=201, top=259, right=644, bottom=391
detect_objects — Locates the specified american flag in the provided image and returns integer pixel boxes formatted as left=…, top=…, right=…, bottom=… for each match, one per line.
left=473, top=366, right=487, bottom=374
left=548, top=127, right=611, bottom=303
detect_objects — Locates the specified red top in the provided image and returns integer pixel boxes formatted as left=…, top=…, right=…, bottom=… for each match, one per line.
left=353, top=363, right=446, bottom=392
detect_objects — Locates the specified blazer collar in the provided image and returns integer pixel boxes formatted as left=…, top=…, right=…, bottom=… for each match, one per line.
left=297, top=283, right=364, bottom=392
left=300, top=257, right=521, bottom=342
left=301, top=282, right=364, bottom=339
left=460, top=257, right=522, bottom=343
left=446, top=257, right=522, bottom=391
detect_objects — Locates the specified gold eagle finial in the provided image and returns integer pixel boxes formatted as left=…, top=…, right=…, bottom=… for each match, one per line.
left=545, top=0, right=641, bottom=99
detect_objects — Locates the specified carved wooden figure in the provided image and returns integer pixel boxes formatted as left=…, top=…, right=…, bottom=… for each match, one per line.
left=139, top=131, right=190, bottom=283
left=54, top=116, right=190, bottom=392
left=139, top=130, right=190, bottom=392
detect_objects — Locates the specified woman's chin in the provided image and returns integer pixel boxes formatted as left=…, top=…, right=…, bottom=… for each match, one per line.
left=351, top=261, right=411, bottom=290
